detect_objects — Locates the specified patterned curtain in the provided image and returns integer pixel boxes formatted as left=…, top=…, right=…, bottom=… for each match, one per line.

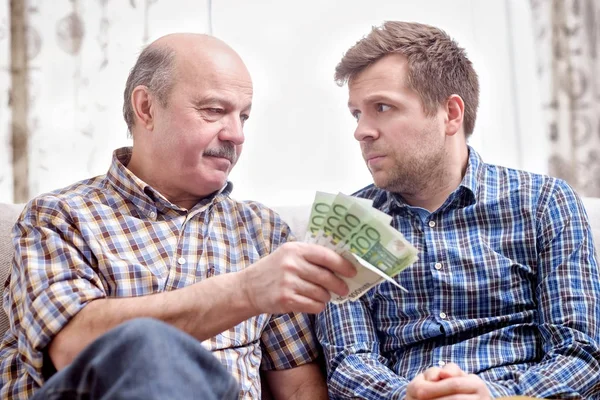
left=0, top=0, right=210, bottom=204
left=0, top=2, right=14, bottom=202
left=530, top=0, right=600, bottom=197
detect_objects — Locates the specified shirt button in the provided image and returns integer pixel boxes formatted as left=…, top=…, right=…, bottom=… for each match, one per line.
left=428, top=220, right=436, bottom=228
left=177, top=257, right=186, bottom=265
left=434, top=262, right=442, bottom=270
left=149, top=211, right=157, bottom=220
left=438, top=360, right=446, bottom=367
left=439, top=312, right=447, bottom=319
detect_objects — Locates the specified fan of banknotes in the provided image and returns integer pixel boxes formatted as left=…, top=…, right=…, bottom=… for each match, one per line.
left=303, top=192, right=419, bottom=303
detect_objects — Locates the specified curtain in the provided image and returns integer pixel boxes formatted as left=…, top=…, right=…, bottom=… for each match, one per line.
left=1, top=0, right=209, bottom=204
left=530, top=0, right=600, bottom=196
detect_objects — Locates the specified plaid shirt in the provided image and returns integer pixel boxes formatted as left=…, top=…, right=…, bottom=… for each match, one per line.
left=316, top=148, right=600, bottom=399
left=0, top=147, right=319, bottom=399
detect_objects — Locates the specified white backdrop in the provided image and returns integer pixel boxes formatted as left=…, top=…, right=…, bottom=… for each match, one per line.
left=0, top=0, right=544, bottom=206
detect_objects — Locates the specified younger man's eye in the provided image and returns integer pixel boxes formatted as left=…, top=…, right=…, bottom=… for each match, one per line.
left=376, top=104, right=391, bottom=113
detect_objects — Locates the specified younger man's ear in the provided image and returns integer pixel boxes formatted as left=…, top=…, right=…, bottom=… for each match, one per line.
left=445, top=94, right=464, bottom=137
left=131, top=85, right=155, bottom=131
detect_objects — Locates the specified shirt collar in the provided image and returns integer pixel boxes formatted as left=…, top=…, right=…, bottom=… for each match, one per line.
left=459, top=145, right=483, bottom=203
left=105, top=147, right=233, bottom=217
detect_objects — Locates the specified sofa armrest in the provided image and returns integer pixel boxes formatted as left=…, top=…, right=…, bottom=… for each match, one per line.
left=0, top=203, right=26, bottom=335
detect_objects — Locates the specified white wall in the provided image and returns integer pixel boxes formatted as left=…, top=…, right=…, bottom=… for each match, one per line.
left=24, top=0, right=210, bottom=200
left=0, top=0, right=545, bottom=206
left=222, top=0, right=546, bottom=206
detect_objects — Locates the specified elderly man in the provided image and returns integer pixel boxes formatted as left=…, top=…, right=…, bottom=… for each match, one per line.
left=316, top=21, right=600, bottom=399
left=0, top=33, right=355, bottom=400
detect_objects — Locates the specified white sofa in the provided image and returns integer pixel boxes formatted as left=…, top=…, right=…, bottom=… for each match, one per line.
left=1, top=199, right=600, bottom=338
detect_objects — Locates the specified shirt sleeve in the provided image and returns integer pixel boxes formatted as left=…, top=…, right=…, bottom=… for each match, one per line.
left=260, top=312, right=320, bottom=370
left=483, top=179, right=600, bottom=398
left=316, top=296, right=408, bottom=399
left=253, top=202, right=321, bottom=370
left=6, top=196, right=106, bottom=384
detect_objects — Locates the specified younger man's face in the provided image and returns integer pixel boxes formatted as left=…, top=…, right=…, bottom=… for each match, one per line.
left=347, top=54, right=447, bottom=195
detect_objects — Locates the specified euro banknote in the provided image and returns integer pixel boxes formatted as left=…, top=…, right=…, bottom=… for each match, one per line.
left=304, top=191, right=418, bottom=303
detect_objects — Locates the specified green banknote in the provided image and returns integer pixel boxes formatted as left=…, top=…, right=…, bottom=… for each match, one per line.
left=318, top=193, right=373, bottom=247
left=303, top=191, right=417, bottom=303
left=339, top=202, right=418, bottom=278
left=305, top=191, right=337, bottom=243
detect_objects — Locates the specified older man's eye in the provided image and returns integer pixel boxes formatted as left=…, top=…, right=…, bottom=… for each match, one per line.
left=351, top=111, right=361, bottom=122
left=376, top=104, right=391, bottom=113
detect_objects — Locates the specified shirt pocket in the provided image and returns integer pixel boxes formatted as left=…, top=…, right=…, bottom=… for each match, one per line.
left=447, top=240, right=536, bottom=318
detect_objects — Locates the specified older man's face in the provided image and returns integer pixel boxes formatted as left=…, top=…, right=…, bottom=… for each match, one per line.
left=148, top=50, right=253, bottom=203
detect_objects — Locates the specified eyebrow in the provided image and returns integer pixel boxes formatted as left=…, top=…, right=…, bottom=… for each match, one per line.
left=194, top=96, right=230, bottom=107
left=193, top=96, right=252, bottom=112
left=348, top=92, right=399, bottom=109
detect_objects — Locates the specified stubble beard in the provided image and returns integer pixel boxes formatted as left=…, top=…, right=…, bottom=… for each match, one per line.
left=372, top=137, right=447, bottom=197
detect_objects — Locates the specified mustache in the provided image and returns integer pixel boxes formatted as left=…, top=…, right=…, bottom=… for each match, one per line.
left=203, top=144, right=237, bottom=163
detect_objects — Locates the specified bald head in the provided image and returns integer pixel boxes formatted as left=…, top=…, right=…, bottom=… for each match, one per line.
left=150, top=33, right=237, bottom=57
left=123, top=33, right=250, bottom=136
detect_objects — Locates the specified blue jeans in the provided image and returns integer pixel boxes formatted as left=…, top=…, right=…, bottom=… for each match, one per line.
left=32, top=318, right=239, bottom=399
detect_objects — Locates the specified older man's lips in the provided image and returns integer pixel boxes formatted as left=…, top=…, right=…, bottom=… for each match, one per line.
left=205, top=155, right=233, bottom=169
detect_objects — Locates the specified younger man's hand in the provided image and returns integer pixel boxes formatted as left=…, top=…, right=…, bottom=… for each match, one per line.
left=406, top=363, right=492, bottom=400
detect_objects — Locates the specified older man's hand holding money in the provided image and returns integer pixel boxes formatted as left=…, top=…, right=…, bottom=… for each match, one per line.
left=241, top=241, right=358, bottom=314
left=303, top=191, right=419, bottom=303
left=240, top=191, right=418, bottom=315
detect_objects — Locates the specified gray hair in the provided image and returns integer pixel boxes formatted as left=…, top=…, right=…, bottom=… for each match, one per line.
left=123, top=45, right=177, bottom=136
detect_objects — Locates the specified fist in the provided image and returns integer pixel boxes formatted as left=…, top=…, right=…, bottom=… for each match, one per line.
left=240, top=242, right=356, bottom=314
left=406, top=363, right=492, bottom=400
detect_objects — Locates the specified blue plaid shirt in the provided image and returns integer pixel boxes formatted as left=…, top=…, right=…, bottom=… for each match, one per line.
left=316, top=148, right=600, bottom=399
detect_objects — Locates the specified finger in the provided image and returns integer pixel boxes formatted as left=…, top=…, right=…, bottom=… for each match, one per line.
left=292, top=277, right=332, bottom=304
left=300, top=243, right=357, bottom=278
left=406, top=376, right=449, bottom=400
left=423, top=366, right=443, bottom=382
left=439, top=363, right=467, bottom=379
left=423, top=395, right=480, bottom=400
left=417, top=376, right=479, bottom=398
left=295, top=259, right=350, bottom=296
left=406, top=373, right=427, bottom=398
left=284, top=294, right=328, bottom=314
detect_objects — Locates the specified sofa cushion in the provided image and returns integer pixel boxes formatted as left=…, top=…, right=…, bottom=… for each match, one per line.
left=271, top=205, right=310, bottom=241
left=0, top=203, right=25, bottom=335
